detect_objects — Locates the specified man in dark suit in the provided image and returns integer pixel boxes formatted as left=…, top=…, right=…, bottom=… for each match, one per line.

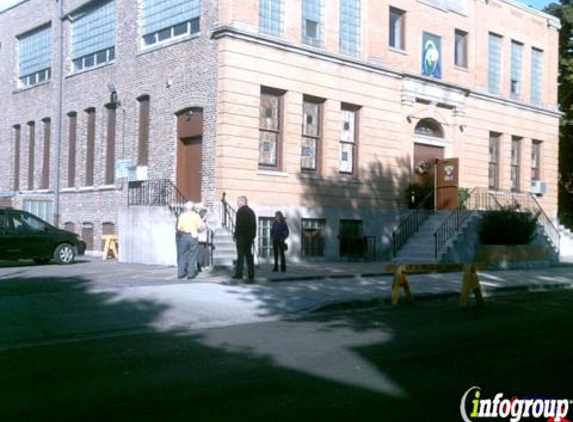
left=232, top=195, right=257, bottom=283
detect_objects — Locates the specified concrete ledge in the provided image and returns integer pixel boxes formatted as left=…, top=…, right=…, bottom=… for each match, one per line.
left=476, top=244, right=555, bottom=269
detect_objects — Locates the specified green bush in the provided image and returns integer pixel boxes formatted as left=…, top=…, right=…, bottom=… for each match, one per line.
left=479, top=208, right=539, bottom=245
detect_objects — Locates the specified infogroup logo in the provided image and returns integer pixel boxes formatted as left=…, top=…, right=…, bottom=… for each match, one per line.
left=460, top=386, right=572, bottom=422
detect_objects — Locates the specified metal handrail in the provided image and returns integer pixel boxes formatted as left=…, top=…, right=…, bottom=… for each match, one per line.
left=434, top=188, right=477, bottom=259
left=221, top=192, right=237, bottom=235
left=127, top=179, right=188, bottom=217
left=392, top=191, right=434, bottom=257
left=434, top=187, right=560, bottom=259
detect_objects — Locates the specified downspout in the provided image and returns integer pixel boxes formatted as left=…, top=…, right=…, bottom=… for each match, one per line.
left=54, top=0, right=64, bottom=227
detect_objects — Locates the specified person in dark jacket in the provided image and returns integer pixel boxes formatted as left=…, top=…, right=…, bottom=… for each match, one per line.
left=232, top=195, right=257, bottom=282
left=271, top=211, right=289, bottom=272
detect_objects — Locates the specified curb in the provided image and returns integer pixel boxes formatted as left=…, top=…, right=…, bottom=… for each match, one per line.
left=307, top=281, right=573, bottom=314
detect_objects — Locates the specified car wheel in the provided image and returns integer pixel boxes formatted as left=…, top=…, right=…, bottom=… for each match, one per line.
left=34, top=258, right=51, bottom=265
left=54, top=243, right=76, bottom=265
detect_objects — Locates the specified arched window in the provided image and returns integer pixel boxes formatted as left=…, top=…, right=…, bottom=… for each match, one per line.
left=64, top=222, right=76, bottom=233
left=415, top=118, right=444, bottom=138
left=102, top=222, right=115, bottom=235
left=82, top=222, right=94, bottom=251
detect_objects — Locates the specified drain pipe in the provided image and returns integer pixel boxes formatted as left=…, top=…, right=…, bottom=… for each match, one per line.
left=53, top=0, right=64, bottom=227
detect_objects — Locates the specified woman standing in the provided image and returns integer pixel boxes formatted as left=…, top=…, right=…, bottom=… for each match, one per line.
left=271, top=211, right=289, bottom=272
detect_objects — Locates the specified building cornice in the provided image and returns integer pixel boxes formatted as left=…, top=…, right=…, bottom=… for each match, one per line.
left=212, top=26, right=562, bottom=119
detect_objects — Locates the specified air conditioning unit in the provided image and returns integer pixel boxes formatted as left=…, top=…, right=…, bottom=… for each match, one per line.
left=530, top=180, right=547, bottom=195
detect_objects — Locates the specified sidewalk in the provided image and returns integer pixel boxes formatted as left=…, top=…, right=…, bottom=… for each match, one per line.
left=2, top=259, right=573, bottom=351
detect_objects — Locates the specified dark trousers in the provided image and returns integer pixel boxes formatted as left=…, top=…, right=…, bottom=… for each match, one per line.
left=177, top=233, right=198, bottom=279
left=234, top=237, right=254, bottom=279
left=273, top=239, right=286, bottom=271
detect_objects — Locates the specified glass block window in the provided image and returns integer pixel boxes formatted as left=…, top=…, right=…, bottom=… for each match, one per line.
left=302, top=0, right=324, bottom=47
left=488, top=33, right=502, bottom=94
left=454, top=29, right=467, bottom=68
left=259, top=0, right=283, bottom=36
left=17, top=25, right=51, bottom=87
left=488, top=132, right=500, bottom=190
left=72, top=0, right=115, bottom=72
left=531, top=48, right=543, bottom=104
left=531, top=140, right=541, bottom=182
left=142, top=0, right=200, bottom=47
left=510, top=40, right=523, bottom=99
left=301, top=98, right=322, bottom=172
left=339, top=0, right=360, bottom=56
left=339, top=106, right=357, bottom=174
left=389, top=7, right=405, bottom=50
left=301, top=218, right=325, bottom=257
left=24, top=200, right=54, bottom=225
left=258, top=217, right=274, bottom=258
left=511, top=136, right=521, bottom=192
left=259, top=88, right=282, bottom=169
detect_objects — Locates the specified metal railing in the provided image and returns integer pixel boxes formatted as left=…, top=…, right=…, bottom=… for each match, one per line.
left=221, top=192, right=237, bottom=235
left=434, top=187, right=560, bottom=259
left=127, top=179, right=188, bottom=216
left=392, top=191, right=434, bottom=257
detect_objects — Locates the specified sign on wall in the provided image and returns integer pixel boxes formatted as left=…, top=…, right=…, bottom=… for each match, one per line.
left=422, top=32, right=442, bottom=79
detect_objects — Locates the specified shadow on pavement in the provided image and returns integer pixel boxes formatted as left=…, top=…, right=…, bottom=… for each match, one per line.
left=1, top=272, right=572, bottom=422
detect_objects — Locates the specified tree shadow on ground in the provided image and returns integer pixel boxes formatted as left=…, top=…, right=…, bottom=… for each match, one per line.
left=2, top=272, right=572, bottom=422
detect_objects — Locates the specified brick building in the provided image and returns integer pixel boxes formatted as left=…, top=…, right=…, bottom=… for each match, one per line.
left=0, top=0, right=561, bottom=261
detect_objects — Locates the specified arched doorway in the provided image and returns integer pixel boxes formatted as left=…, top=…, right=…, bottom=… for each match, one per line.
left=412, top=118, right=445, bottom=192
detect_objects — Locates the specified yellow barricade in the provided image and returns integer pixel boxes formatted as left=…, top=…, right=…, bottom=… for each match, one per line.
left=385, top=263, right=486, bottom=308
left=102, top=235, right=119, bottom=260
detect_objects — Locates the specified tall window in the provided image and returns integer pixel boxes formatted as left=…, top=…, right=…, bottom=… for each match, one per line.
left=339, top=0, right=361, bottom=56
left=259, top=88, right=283, bottom=169
left=488, top=33, right=502, bottom=94
left=259, top=0, right=283, bottom=36
left=531, top=48, right=543, bottom=104
left=302, top=218, right=326, bottom=257
left=301, top=98, right=322, bottom=172
left=302, top=0, right=323, bottom=47
left=454, top=29, right=467, bottom=68
left=531, top=140, right=542, bottom=182
left=72, top=0, right=115, bottom=72
left=85, top=108, right=96, bottom=187
left=142, top=0, right=200, bottom=46
left=258, top=217, right=274, bottom=258
left=82, top=223, right=94, bottom=251
left=104, top=105, right=116, bottom=185
left=41, top=118, right=51, bottom=190
left=27, top=121, right=35, bottom=191
left=137, top=96, right=150, bottom=166
left=339, top=106, right=358, bottom=175
left=13, top=125, right=21, bottom=191
left=488, top=132, right=500, bottom=190
left=389, top=7, right=405, bottom=50
left=17, top=25, right=51, bottom=87
left=510, top=40, right=523, bottom=99
left=67, top=112, right=77, bottom=188
left=511, top=136, right=521, bottom=192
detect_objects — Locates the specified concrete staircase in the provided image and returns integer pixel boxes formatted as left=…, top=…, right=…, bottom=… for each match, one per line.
left=394, top=211, right=452, bottom=263
left=212, top=228, right=236, bottom=268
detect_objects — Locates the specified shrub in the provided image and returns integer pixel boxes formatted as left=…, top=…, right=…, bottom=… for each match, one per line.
left=479, top=207, right=539, bottom=245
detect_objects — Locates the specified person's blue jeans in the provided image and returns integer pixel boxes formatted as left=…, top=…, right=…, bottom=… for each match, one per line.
left=177, top=233, right=198, bottom=279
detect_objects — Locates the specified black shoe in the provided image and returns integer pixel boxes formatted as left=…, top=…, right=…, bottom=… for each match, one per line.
left=245, top=278, right=255, bottom=284
left=281, top=268, right=286, bottom=272
left=231, top=274, right=242, bottom=280
left=272, top=267, right=278, bottom=272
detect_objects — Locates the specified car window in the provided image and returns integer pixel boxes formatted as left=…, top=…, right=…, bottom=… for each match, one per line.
left=11, top=213, right=47, bottom=231
left=0, top=213, right=10, bottom=230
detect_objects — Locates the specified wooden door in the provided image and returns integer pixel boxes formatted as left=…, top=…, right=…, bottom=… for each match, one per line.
left=176, top=110, right=203, bottom=202
left=436, top=158, right=459, bottom=210
left=413, top=143, right=444, bottom=189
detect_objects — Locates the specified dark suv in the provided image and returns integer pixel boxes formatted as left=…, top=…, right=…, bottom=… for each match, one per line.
left=0, top=207, right=86, bottom=265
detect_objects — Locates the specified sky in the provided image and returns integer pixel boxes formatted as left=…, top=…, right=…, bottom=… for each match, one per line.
left=0, top=0, right=560, bottom=13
